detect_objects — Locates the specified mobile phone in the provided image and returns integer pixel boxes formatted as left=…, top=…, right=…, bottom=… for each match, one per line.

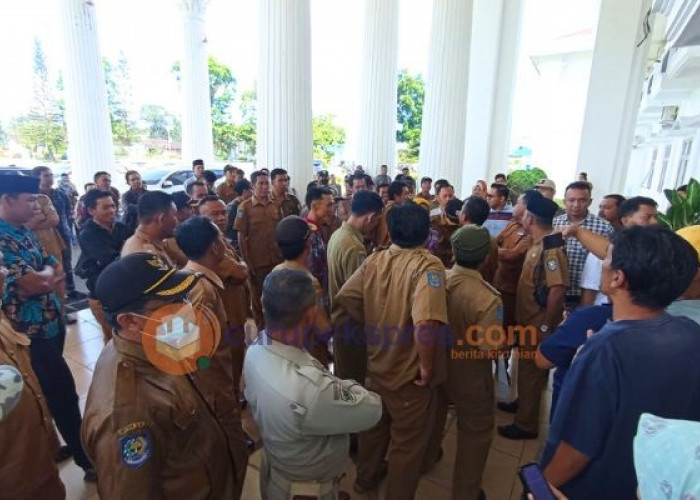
left=518, top=463, right=557, bottom=500
left=546, top=233, right=565, bottom=248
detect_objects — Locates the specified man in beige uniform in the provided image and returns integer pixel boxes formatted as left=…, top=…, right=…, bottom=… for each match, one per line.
left=82, top=253, right=243, bottom=498
left=498, top=193, right=568, bottom=440
left=175, top=215, right=250, bottom=498
left=121, top=191, right=179, bottom=266
left=199, top=195, right=251, bottom=398
left=433, top=225, right=503, bottom=500
left=234, top=170, right=283, bottom=327
left=0, top=250, right=66, bottom=500
left=327, top=191, right=384, bottom=383
left=270, top=168, right=302, bottom=218
left=245, top=269, right=382, bottom=500
left=336, top=202, right=449, bottom=500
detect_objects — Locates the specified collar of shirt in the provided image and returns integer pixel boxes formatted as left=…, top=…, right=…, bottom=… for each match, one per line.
left=112, top=334, right=150, bottom=363
left=0, top=315, right=30, bottom=347
left=184, top=261, right=224, bottom=289
left=277, top=260, right=308, bottom=273
left=135, top=227, right=166, bottom=251
left=340, top=221, right=364, bottom=243
left=251, top=195, right=271, bottom=206
left=449, top=265, right=485, bottom=281
left=258, top=331, right=315, bottom=366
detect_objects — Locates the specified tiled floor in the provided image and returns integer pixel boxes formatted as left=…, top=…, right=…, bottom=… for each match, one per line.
left=58, top=310, right=552, bottom=500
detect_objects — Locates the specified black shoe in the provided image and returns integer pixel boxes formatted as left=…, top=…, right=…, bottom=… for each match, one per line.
left=83, top=468, right=97, bottom=482
left=497, top=424, right=538, bottom=440
left=353, top=460, right=388, bottom=494
left=497, top=399, right=519, bottom=414
left=55, top=445, right=72, bottom=463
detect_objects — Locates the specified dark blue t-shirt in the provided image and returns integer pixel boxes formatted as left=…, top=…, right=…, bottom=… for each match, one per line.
left=541, top=313, right=700, bottom=500
left=539, top=304, right=613, bottom=418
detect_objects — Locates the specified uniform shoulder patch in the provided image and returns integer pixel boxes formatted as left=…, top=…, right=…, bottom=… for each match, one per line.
left=426, top=270, right=443, bottom=288
left=546, top=258, right=558, bottom=271
left=119, top=429, right=152, bottom=468
left=333, top=381, right=356, bottom=403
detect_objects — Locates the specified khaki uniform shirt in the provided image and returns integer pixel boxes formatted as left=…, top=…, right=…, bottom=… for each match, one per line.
left=446, top=266, right=503, bottom=352
left=327, top=222, right=367, bottom=322
left=244, top=332, right=382, bottom=481
left=233, top=195, right=282, bottom=269
left=121, top=227, right=175, bottom=267
left=335, top=245, right=449, bottom=391
left=0, top=315, right=64, bottom=500
left=492, top=220, right=532, bottom=295
left=162, top=237, right=188, bottom=268
left=515, top=236, right=569, bottom=327
left=216, top=182, right=237, bottom=205
left=219, top=241, right=252, bottom=328
left=185, top=261, right=249, bottom=492
left=82, top=335, right=237, bottom=499
left=271, top=191, right=302, bottom=219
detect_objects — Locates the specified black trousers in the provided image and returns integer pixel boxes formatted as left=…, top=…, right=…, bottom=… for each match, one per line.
left=29, top=330, right=92, bottom=470
left=61, top=245, right=75, bottom=292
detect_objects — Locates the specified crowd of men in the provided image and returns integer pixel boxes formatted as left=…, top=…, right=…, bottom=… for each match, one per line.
left=0, top=159, right=699, bottom=500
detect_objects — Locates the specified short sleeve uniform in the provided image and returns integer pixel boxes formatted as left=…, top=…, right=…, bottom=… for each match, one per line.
left=335, top=245, right=449, bottom=391
left=233, top=196, right=282, bottom=269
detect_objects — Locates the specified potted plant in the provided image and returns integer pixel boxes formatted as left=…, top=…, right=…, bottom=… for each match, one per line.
left=659, top=178, right=700, bottom=231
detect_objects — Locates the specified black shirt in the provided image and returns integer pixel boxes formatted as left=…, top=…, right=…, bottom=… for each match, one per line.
left=77, top=218, right=130, bottom=294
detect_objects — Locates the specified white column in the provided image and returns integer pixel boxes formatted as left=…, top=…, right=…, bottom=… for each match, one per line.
left=59, top=0, right=115, bottom=190
left=180, top=0, right=214, bottom=165
left=462, top=0, right=524, bottom=192
left=577, top=0, right=653, bottom=197
left=356, top=0, right=400, bottom=174
left=419, top=0, right=474, bottom=196
left=258, top=0, right=313, bottom=194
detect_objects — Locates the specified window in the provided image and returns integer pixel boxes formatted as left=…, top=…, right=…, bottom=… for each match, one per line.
left=642, top=148, right=658, bottom=189
left=657, top=144, right=672, bottom=192
left=676, top=140, right=693, bottom=187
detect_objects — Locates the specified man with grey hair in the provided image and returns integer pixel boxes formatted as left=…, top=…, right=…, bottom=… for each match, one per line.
left=244, top=269, right=382, bottom=500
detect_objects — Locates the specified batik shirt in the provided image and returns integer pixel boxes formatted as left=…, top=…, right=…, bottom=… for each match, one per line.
left=0, top=219, right=61, bottom=338
left=304, top=217, right=329, bottom=310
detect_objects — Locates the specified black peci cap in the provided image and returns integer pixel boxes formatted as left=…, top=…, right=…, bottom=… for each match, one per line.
left=0, top=174, right=39, bottom=195
left=95, top=253, right=199, bottom=313
left=527, top=195, right=559, bottom=223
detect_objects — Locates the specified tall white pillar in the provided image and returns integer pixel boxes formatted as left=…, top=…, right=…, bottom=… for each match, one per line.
left=577, top=0, right=653, bottom=197
left=357, top=0, right=400, bottom=174
left=462, top=0, right=524, bottom=192
left=59, top=0, right=115, bottom=190
left=258, top=0, right=313, bottom=194
left=180, top=0, right=214, bottom=165
left=419, top=0, right=474, bottom=196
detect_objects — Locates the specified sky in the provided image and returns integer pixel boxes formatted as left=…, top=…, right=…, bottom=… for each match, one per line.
left=0, top=0, right=598, bottom=176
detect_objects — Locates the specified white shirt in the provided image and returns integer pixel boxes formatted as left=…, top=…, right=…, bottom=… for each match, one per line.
left=580, top=252, right=609, bottom=305
left=244, top=332, right=382, bottom=481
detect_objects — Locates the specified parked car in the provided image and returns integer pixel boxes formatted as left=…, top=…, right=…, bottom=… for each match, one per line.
left=138, top=168, right=194, bottom=194
left=0, top=165, right=33, bottom=176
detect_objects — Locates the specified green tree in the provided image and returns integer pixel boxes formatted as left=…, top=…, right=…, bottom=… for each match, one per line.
left=104, top=53, right=139, bottom=151
left=11, top=39, right=66, bottom=160
left=313, top=114, right=346, bottom=165
left=140, top=105, right=172, bottom=140
left=0, top=121, right=7, bottom=148
left=396, top=69, right=425, bottom=163
left=506, top=167, right=549, bottom=194
left=234, top=89, right=257, bottom=158
left=172, top=56, right=237, bottom=160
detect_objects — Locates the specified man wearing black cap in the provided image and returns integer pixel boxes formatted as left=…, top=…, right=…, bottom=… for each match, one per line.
left=183, top=158, right=205, bottom=194
left=498, top=192, right=569, bottom=440
left=82, top=253, right=244, bottom=498
left=0, top=174, right=96, bottom=480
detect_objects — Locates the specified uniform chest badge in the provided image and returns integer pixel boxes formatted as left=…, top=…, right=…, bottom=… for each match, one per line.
left=120, top=430, right=152, bottom=468
left=426, top=270, right=443, bottom=288
left=546, top=259, right=558, bottom=271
